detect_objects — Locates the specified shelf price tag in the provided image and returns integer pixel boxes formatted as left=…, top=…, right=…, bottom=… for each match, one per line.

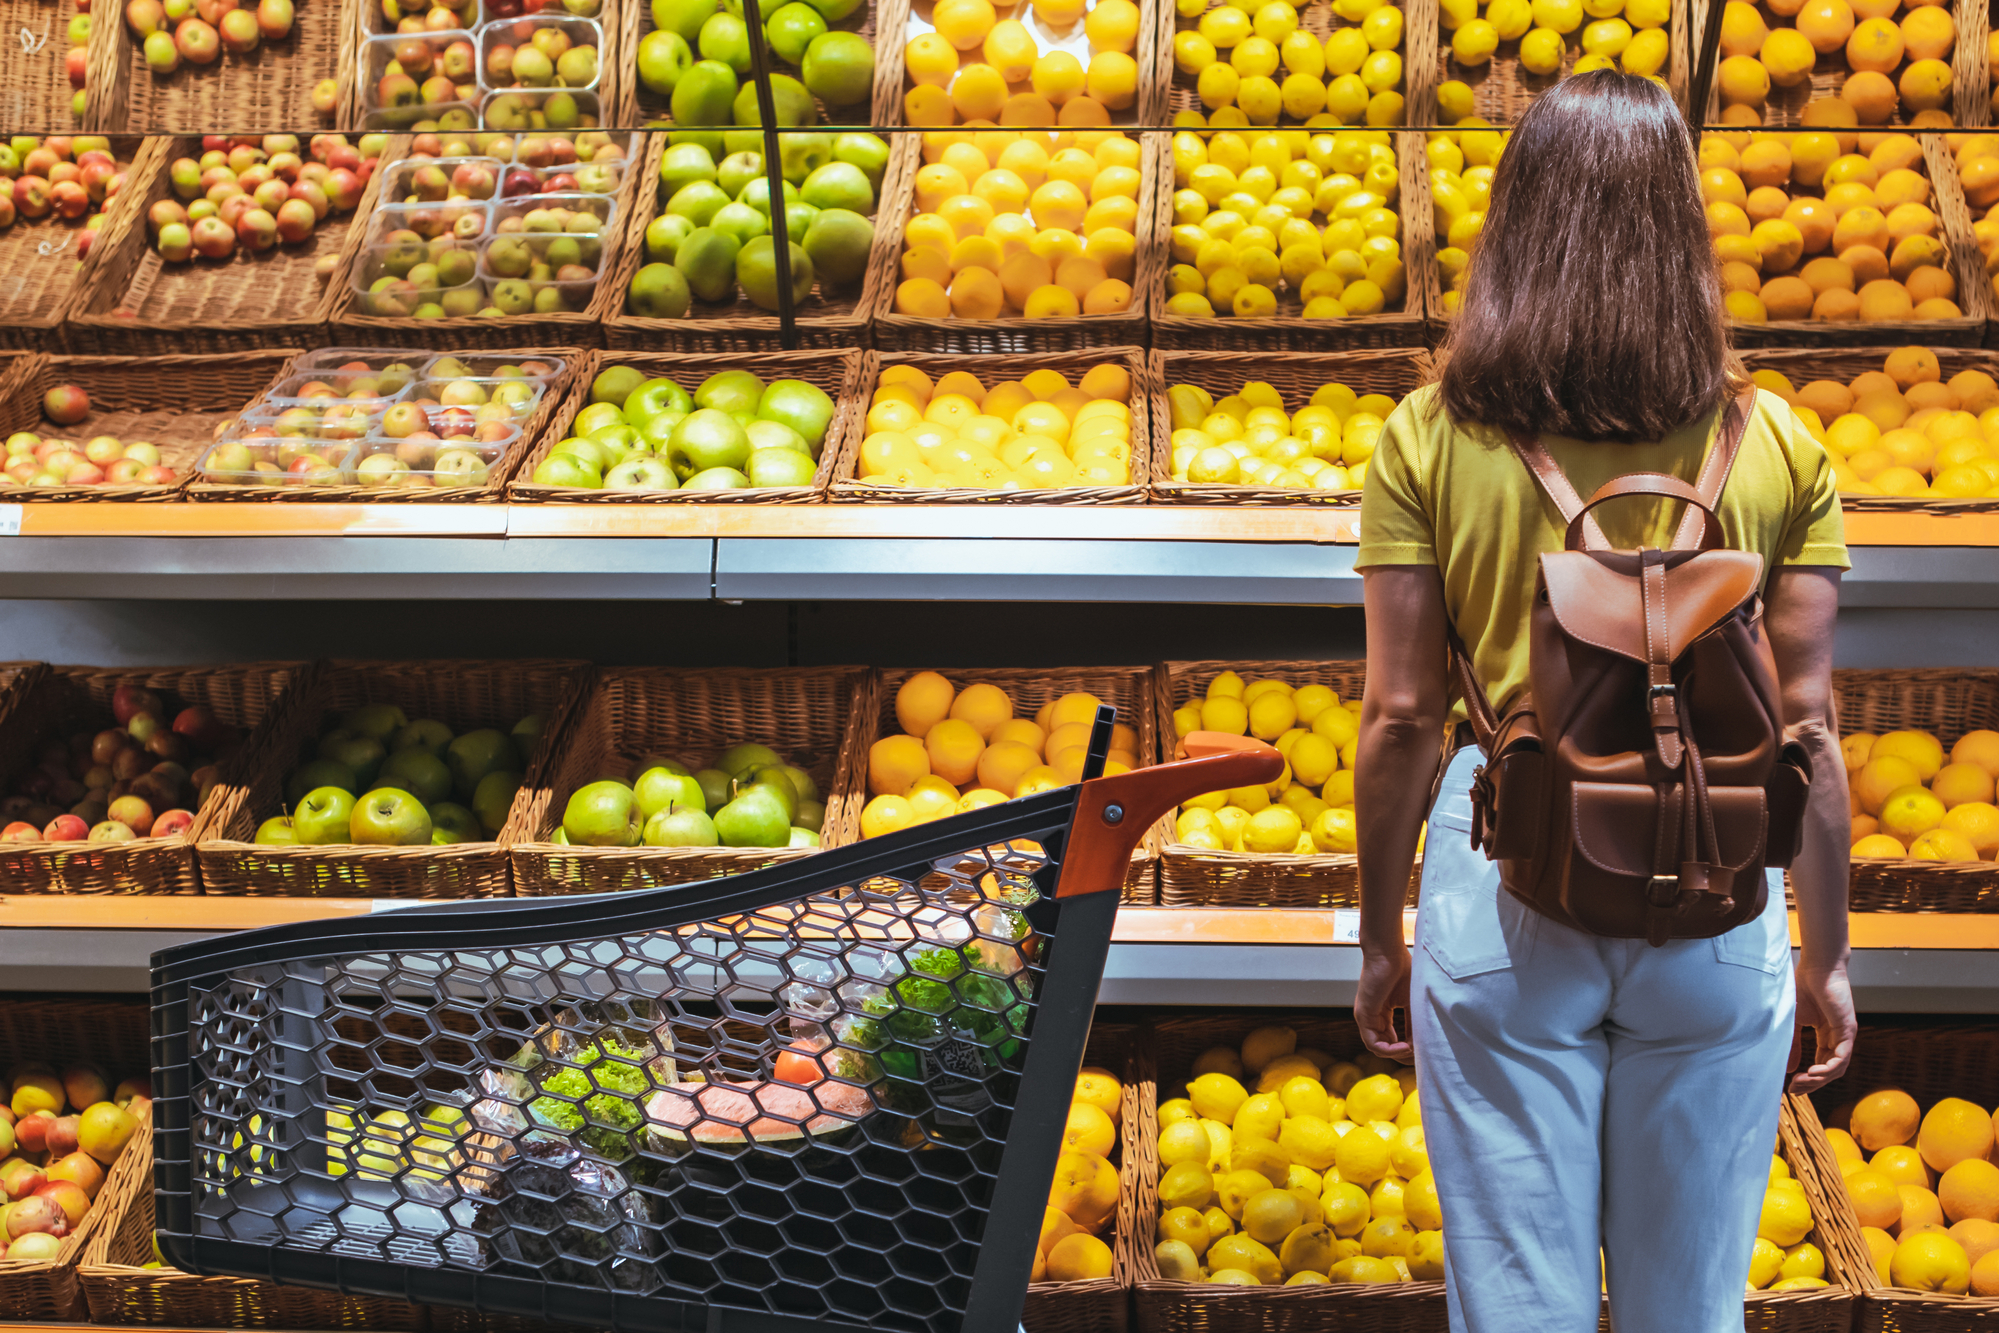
left=1330, top=909, right=1361, bottom=944
left=0, top=504, right=21, bottom=536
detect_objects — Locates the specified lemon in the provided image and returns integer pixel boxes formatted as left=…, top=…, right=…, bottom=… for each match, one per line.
left=1200, top=695, right=1250, bottom=735
left=1781, top=1242, right=1826, bottom=1281
left=1279, top=1114, right=1340, bottom=1170
left=1191, top=1071, right=1251, bottom=1124
left=1310, top=806, right=1358, bottom=853
left=1209, top=1232, right=1283, bottom=1284
left=1202, top=1117, right=1233, bottom=1167
left=1391, top=1125, right=1429, bottom=1177
left=1279, top=1076, right=1331, bottom=1120
left=1451, top=17, right=1498, bottom=62
left=1235, top=1091, right=1287, bottom=1141
left=1520, top=26, right=1565, bottom=73
left=1334, top=1120, right=1392, bottom=1185
left=1487, top=0, right=1531, bottom=38
left=1404, top=1169, right=1443, bottom=1230
left=1360, top=1216, right=1416, bottom=1259
left=1345, top=1073, right=1405, bottom=1124
left=1155, top=1239, right=1204, bottom=1282
left=1160, top=1205, right=1214, bottom=1257
left=1161, top=1118, right=1215, bottom=1167
left=1243, top=1188, right=1305, bottom=1243
left=1322, top=1179, right=1372, bottom=1236
left=1233, top=1137, right=1291, bottom=1188
left=1758, top=1184, right=1814, bottom=1247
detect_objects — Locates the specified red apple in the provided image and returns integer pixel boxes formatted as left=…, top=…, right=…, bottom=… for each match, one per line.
left=192, top=0, right=233, bottom=23
left=125, top=0, right=164, bottom=31
left=0, top=1160, right=46, bottom=1202
left=111, top=684, right=160, bottom=724
left=0, top=822, right=38, bottom=842
left=175, top=15, right=219, bottom=61
left=49, top=180, right=88, bottom=219
left=218, top=5, right=257, bottom=49
left=151, top=808, right=195, bottom=837
left=235, top=206, right=277, bottom=250
left=11, top=1114, right=53, bottom=1155
left=42, top=385, right=88, bottom=425
left=65, top=46, right=87, bottom=88
left=63, top=460, right=104, bottom=485
left=256, top=0, right=290, bottom=36
left=191, top=215, right=234, bottom=258
left=5, top=1195, right=65, bottom=1239
left=12, top=176, right=50, bottom=218
left=106, top=794, right=153, bottom=834
left=45, top=1116, right=79, bottom=1157
left=33, top=1181, right=90, bottom=1228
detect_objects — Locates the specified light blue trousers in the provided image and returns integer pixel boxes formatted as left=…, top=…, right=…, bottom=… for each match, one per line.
left=1411, top=747, right=1796, bottom=1333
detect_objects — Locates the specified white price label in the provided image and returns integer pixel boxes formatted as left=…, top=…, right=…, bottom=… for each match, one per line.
left=0, top=504, right=21, bottom=536
left=1330, top=909, right=1362, bottom=945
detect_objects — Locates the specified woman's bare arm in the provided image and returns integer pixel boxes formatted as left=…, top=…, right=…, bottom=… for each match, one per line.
left=1765, top=566, right=1855, bottom=1093
left=1354, top=565, right=1453, bottom=1060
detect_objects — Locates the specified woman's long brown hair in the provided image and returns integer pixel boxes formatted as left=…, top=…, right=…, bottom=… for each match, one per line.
left=1437, top=70, right=1737, bottom=444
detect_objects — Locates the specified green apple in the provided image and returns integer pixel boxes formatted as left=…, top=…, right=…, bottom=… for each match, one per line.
left=606, top=456, right=678, bottom=489
left=747, top=419, right=810, bottom=455
left=576, top=401, right=628, bottom=435
left=723, top=128, right=764, bottom=154
left=318, top=731, right=385, bottom=787
left=628, top=262, right=693, bottom=318
left=589, top=423, right=643, bottom=456
left=392, top=718, right=454, bottom=756
left=376, top=748, right=452, bottom=805
left=788, top=827, right=821, bottom=847
left=716, top=150, right=764, bottom=199
left=800, top=0, right=861, bottom=21
left=758, top=378, right=838, bottom=449
left=658, top=142, right=718, bottom=197
left=555, top=435, right=619, bottom=471
left=632, top=753, right=695, bottom=778
left=736, top=235, right=815, bottom=311
left=668, top=127, right=725, bottom=155
left=671, top=59, right=739, bottom=126
left=472, top=770, right=522, bottom=834
left=625, top=377, right=695, bottom=428
left=652, top=0, right=718, bottom=43
left=254, top=815, right=298, bottom=844
left=643, top=806, right=718, bottom=846
left=741, top=765, right=798, bottom=821
left=795, top=797, right=826, bottom=831
left=684, top=466, right=751, bottom=488
left=800, top=30, right=871, bottom=106
left=717, top=742, right=782, bottom=776
left=645, top=212, right=696, bottom=261
left=667, top=408, right=751, bottom=476
left=447, top=729, right=516, bottom=801
left=636, top=411, right=688, bottom=452
left=714, top=786, right=790, bottom=847
left=430, top=802, right=481, bottom=844
left=801, top=207, right=874, bottom=289
left=351, top=788, right=432, bottom=846
left=293, top=786, right=357, bottom=846
left=635, top=766, right=707, bottom=818
left=731, top=73, right=816, bottom=127
left=562, top=780, right=642, bottom=846
left=781, top=199, right=819, bottom=242
left=694, top=767, right=735, bottom=810
left=833, top=131, right=890, bottom=187
left=285, top=757, right=358, bottom=807
left=665, top=179, right=731, bottom=226
left=737, top=176, right=799, bottom=216
left=711, top=200, right=770, bottom=245
left=637, top=28, right=693, bottom=94
left=532, top=452, right=599, bottom=488
left=765, top=2, right=825, bottom=62
left=698, top=11, right=751, bottom=72
left=747, top=448, right=818, bottom=488
left=343, top=703, right=409, bottom=743
left=512, top=714, right=544, bottom=757
left=800, top=161, right=872, bottom=212
left=673, top=226, right=742, bottom=302
left=781, top=764, right=820, bottom=803
left=696, top=369, right=766, bottom=413
left=777, top=131, right=832, bottom=184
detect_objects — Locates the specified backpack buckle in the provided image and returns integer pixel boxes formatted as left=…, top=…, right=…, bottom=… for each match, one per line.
left=1647, top=683, right=1680, bottom=730
left=1646, top=874, right=1680, bottom=907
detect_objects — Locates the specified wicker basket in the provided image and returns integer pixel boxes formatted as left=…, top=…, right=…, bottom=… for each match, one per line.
left=1147, top=349, right=1433, bottom=506
left=79, top=1104, right=429, bottom=1330
left=619, top=0, right=906, bottom=128
left=869, top=134, right=1162, bottom=354
left=0, top=998, right=154, bottom=1323
left=827, top=346, right=1155, bottom=503
left=858, top=666, right=1163, bottom=902
left=1720, top=135, right=1993, bottom=348
left=1808, top=1019, right=1999, bottom=1331
left=196, top=657, right=592, bottom=898
left=84, top=0, right=355, bottom=136
left=1136, top=1013, right=1449, bottom=1333
left=509, top=665, right=871, bottom=895
left=0, top=349, right=301, bottom=501
left=1154, top=660, right=1423, bottom=909
left=1736, top=347, right=1999, bottom=513
left=0, top=10, right=88, bottom=142
left=1159, top=0, right=1427, bottom=129
left=1150, top=133, right=1432, bottom=352
left=1023, top=1023, right=1151, bottom=1333
left=0, top=661, right=304, bottom=894
left=184, top=344, right=581, bottom=503
left=327, top=136, right=641, bottom=351
left=881, top=0, right=1163, bottom=124
left=506, top=347, right=864, bottom=503
left=1429, top=0, right=1688, bottom=122
left=1832, top=667, right=1999, bottom=911
left=601, top=130, right=901, bottom=352
left=1738, top=1094, right=1874, bottom=1333
left=64, top=136, right=389, bottom=357
left=1691, top=0, right=1987, bottom=128
left=0, top=137, right=148, bottom=351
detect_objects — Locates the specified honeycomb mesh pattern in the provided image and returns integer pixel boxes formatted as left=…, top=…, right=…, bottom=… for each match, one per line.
left=173, top=824, right=1081, bottom=1333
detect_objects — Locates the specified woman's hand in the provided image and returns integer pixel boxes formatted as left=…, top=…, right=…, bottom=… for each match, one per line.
left=1356, top=939, right=1414, bottom=1063
left=1790, top=956, right=1856, bottom=1094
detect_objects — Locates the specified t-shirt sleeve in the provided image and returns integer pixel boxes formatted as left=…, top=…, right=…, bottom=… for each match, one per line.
left=1775, top=404, right=1851, bottom=570
left=1356, top=394, right=1438, bottom=570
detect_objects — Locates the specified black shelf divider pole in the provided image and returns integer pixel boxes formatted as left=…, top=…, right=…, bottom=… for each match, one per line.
left=1686, top=0, right=1725, bottom=139
left=738, top=0, right=802, bottom=350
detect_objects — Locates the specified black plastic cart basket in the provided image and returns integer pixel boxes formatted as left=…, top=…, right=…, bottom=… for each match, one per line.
left=149, top=715, right=1279, bottom=1333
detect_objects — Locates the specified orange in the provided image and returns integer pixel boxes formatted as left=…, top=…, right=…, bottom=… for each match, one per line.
left=1935, top=762, right=1997, bottom=809
left=1876, top=1145, right=1936, bottom=1188
left=896, top=669, right=956, bottom=736
left=1954, top=1218, right=1999, bottom=1266
left=1062, top=1101, right=1116, bottom=1158
left=948, top=682, right=1013, bottom=737
left=976, top=740, right=1041, bottom=795
left=1075, top=1068, right=1122, bottom=1124
left=1953, top=731, right=1999, bottom=778
left=1848, top=1166, right=1907, bottom=1229
left=1048, top=1151, right=1118, bottom=1232
left=933, top=0, right=997, bottom=49
left=1901, top=1184, right=1947, bottom=1235
left=924, top=718, right=985, bottom=786
left=1976, top=1249, right=1999, bottom=1297
left=860, top=793, right=915, bottom=837
left=869, top=734, right=931, bottom=796
left=1942, top=802, right=1999, bottom=858
left=1854, top=754, right=1922, bottom=813
left=1846, top=15, right=1903, bottom=71
left=1842, top=69, right=1899, bottom=123
left=896, top=277, right=952, bottom=317
left=1864, top=1225, right=1898, bottom=1282
left=1796, top=0, right=1855, bottom=52
left=1045, top=1231, right=1114, bottom=1280
left=1855, top=1089, right=1924, bottom=1151
left=1940, top=1158, right=1999, bottom=1223
left=1876, top=729, right=1946, bottom=779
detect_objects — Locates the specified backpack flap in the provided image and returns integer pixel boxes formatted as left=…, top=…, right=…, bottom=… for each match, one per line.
left=1537, top=549, right=1765, bottom=664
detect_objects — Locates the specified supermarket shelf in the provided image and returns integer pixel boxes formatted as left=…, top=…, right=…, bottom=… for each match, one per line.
left=0, top=534, right=1987, bottom=607
left=3, top=898, right=1994, bottom=1010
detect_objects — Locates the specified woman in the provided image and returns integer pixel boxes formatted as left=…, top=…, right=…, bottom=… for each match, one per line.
left=1352, top=72, right=1857, bottom=1331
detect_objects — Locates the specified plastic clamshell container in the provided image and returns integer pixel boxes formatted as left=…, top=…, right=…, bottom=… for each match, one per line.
left=470, top=251, right=600, bottom=310
left=357, top=30, right=484, bottom=131
left=258, top=372, right=409, bottom=413
left=514, top=159, right=624, bottom=197
left=379, top=155, right=510, bottom=207
left=349, top=435, right=507, bottom=489
left=225, top=404, right=385, bottom=444
left=417, top=351, right=568, bottom=381
left=478, top=88, right=603, bottom=133
left=194, top=434, right=360, bottom=488
left=365, top=198, right=495, bottom=245
left=410, top=373, right=546, bottom=418
left=287, top=349, right=431, bottom=386
left=349, top=243, right=489, bottom=317
left=474, top=14, right=605, bottom=95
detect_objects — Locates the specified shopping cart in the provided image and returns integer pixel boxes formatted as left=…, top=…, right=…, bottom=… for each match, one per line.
left=151, top=712, right=1280, bottom=1333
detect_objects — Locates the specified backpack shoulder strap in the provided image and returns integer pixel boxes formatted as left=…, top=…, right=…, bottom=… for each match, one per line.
left=1669, top=384, right=1758, bottom=550
left=1508, top=433, right=1609, bottom=551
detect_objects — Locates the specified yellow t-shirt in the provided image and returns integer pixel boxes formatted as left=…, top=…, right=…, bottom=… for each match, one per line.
left=1356, top=384, right=1849, bottom=718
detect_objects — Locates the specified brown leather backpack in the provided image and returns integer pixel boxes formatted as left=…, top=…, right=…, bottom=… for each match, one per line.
left=1447, top=387, right=1813, bottom=946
